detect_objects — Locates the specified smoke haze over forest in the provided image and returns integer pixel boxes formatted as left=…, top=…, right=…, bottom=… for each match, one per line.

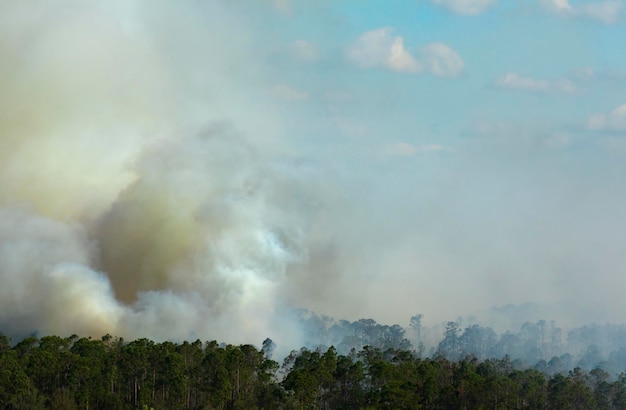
left=1, top=0, right=626, bottom=350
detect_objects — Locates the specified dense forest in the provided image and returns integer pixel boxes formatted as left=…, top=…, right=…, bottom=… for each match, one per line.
left=3, top=326, right=626, bottom=409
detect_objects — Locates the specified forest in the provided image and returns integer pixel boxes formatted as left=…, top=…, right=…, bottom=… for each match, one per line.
left=3, top=314, right=626, bottom=409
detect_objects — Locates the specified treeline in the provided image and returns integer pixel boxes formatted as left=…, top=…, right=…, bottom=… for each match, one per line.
left=296, top=311, right=626, bottom=374
left=2, top=333, right=626, bottom=409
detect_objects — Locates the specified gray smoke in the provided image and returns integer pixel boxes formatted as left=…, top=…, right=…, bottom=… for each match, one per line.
left=0, top=0, right=342, bottom=348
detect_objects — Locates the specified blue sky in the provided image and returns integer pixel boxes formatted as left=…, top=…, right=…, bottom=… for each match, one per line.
left=253, top=0, right=626, bottom=150
left=234, top=0, right=626, bottom=325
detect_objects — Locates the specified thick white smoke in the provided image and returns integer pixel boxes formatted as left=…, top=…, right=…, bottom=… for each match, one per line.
left=93, top=128, right=319, bottom=344
left=0, top=0, right=337, bottom=347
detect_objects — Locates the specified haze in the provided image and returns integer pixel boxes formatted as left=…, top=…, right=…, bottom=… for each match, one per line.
left=1, top=0, right=625, bottom=347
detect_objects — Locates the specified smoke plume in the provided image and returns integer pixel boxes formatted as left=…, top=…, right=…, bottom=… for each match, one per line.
left=0, top=0, right=339, bottom=348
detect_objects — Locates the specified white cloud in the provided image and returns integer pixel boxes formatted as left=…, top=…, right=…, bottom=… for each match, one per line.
left=582, top=1, right=624, bottom=23
left=348, top=28, right=463, bottom=77
left=588, top=104, right=626, bottom=131
left=271, top=84, right=309, bottom=101
left=388, top=36, right=423, bottom=73
left=421, top=43, right=465, bottom=77
left=290, top=40, right=318, bottom=62
left=348, top=28, right=422, bottom=74
left=430, top=0, right=498, bottom=15
left=495, top=72, right=578, bottom=94
left=540, top=0, right=624, bottom=24
left=540, top=0, right=574, bottom=12
left=348, top=28, right=396, bottom=69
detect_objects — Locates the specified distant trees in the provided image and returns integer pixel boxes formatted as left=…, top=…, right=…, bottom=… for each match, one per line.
left=297, top=311, right=413, bottom=354
left=293, top=311, right=626, bottom=377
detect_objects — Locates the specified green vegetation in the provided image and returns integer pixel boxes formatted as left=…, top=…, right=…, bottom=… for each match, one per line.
left=2, top=332, right=626, bottom=409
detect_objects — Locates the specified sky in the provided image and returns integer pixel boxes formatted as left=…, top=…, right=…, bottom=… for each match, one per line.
left=1, top=0, right=626, bottom=345
left=232, top=0, right=626, bottom=324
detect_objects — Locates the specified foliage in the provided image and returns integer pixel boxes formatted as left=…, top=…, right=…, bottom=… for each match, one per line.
left=2, top=332, right=626, bottom=409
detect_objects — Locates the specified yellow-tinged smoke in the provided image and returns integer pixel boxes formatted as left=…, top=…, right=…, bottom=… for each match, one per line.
left=0, top=0, right=175, bottom=222
left=0, top=1, right=325, bottom=347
